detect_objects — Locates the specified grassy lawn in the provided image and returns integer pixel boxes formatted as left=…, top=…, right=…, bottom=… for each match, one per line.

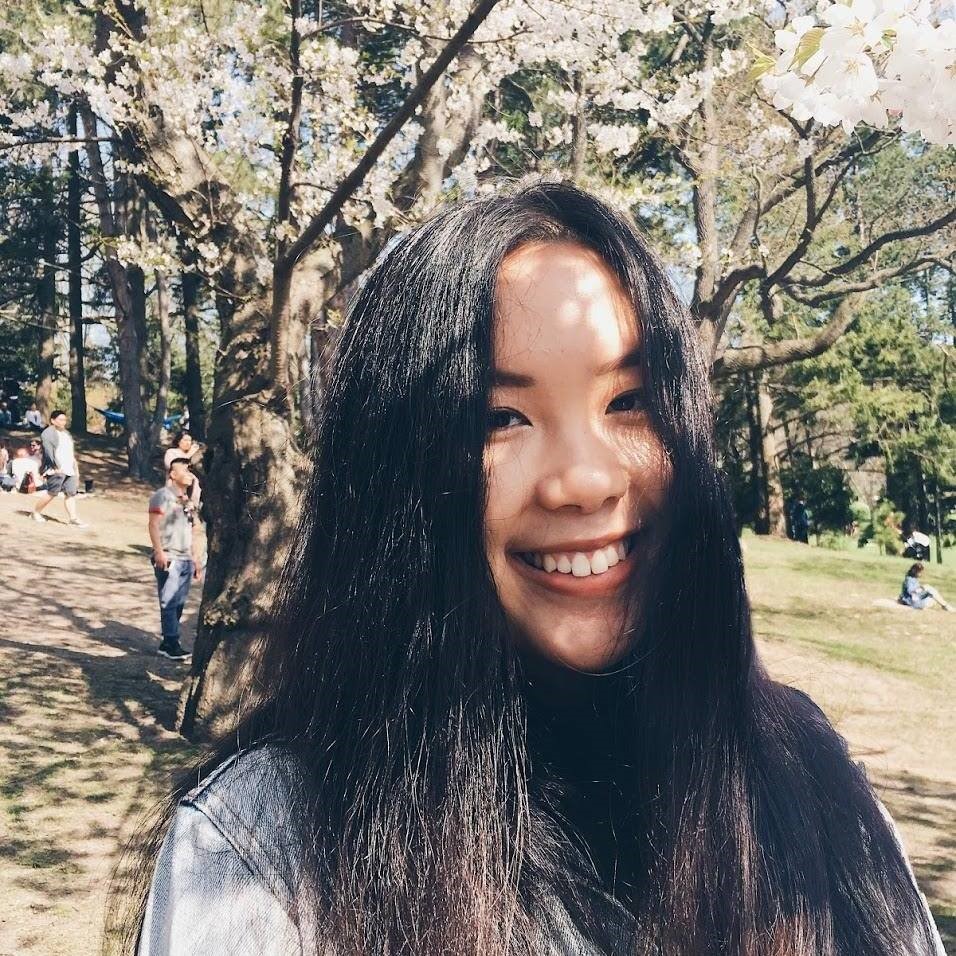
left=745, top=532, right=956, bottom=949
left=1, top=470, right=953, bottom=953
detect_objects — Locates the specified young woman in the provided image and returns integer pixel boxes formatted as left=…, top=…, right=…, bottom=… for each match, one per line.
left=123, top=183, right=943, bottom=955
left=163, top=432, right=202, bottom=509
left=900, top=562, right=952, bottom=611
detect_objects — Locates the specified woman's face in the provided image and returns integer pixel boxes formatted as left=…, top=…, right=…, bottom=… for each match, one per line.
left=484, top=241, right=673, bottom=673
left=178, top=435, right=193, bottom=452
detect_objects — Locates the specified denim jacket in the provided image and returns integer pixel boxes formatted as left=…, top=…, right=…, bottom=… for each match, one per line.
left=137, top=746, right=944, bottom=955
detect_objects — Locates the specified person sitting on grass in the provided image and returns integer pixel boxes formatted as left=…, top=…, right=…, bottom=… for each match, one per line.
left=899, top=562, right=953, bottom=611
left=22, top=402, right=44, bottom=431
left=5, top=447, right=42, bottom=494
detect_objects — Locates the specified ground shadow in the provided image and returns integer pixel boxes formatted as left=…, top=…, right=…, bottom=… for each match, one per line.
left=871, top=767, right=956, bottom=951
left=0, top=531, right=200, bottom=923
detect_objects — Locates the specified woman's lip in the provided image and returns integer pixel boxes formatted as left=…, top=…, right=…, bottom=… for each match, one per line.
left=508, top=540, right=638, bottom=598
left=509, top=529, right=638, bottom=556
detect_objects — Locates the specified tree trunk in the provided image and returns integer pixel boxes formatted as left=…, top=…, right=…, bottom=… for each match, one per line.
left=913, top=457, right=929, bottom=532
left=181, top=271, right=206, bottom=440
left=570, top=71, right=587, bottom=183
left=745, top=373, right=767, bottom=533
left=176, top=258, right=306, bottom=740
left=83, top=111, right=153, bottom=479
left=297, top=326, right=313, bottom=436
left=755, top=373, right=786, bottom=536
left=110, top=261, right=152, bottom=479
left=67, top=105, right=88, bottom=433
left=35, top=171, right=58, bottom=421
left=149, top=270, right=172, bottom=449
left=932, top=471, right=944, bottom=565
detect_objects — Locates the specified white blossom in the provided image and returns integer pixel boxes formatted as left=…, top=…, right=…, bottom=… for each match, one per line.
left=759, top=0, right=955, bottom=144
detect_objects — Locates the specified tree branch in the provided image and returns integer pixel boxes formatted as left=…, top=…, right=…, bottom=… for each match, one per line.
left=0, top=136, right=116, bottom=151
left=270, top=0, right=305, bottom=397
left=713, top=295, right=861, bottom=375
left=278, top=0, right=503, bottom=273
left=783, top=207, right=956, bottom=289
left=782, top=255, right=947, bottom=305
left=760, top=128, right=888, bottom=219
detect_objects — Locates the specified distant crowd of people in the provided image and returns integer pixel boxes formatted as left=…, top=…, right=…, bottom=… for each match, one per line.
left=0, top=388, right=45, bottom=430
left=3, top=403, right=207, bottom=651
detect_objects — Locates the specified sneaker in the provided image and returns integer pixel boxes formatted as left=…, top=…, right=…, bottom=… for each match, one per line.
left=157, top=642, right=191, bottom=661
left=68, top=520, right=90, bottom=529
left=31, top=512, right=44, bottom=523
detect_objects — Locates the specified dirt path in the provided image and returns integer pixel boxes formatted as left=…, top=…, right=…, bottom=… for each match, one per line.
left=0, top=440, right=198, bottom=956
left=0, top=437, right=952, bottom=953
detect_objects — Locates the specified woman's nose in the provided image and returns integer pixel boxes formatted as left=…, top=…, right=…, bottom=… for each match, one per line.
left=535, top=433, right=628, bottom=514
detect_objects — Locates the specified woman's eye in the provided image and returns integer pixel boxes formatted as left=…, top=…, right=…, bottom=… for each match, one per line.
left=607, top=389, right=647, bottom=414
left=487, top=408, right=527, bottom=432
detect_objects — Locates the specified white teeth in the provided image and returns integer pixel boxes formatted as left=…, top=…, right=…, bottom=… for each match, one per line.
left=570, top=553, right=591, bottom=577
left=521, top=536, right=633, bottom=576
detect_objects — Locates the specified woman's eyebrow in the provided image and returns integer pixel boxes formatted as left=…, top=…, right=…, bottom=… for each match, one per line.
left=491, top=346, right=643, bottom=388
left=491, top=368, right=535, bottom=387
left=598, top=345, right=643, bottom=375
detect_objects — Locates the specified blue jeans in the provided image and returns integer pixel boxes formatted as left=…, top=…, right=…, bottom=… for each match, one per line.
left=154, top=558, right=194, bottom=643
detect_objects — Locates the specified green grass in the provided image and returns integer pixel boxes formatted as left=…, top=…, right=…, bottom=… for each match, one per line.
left=743, top=531, right=956, bottom=693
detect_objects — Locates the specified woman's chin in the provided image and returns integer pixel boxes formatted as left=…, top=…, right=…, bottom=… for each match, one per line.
left=518, top=625, right=632, bottom=677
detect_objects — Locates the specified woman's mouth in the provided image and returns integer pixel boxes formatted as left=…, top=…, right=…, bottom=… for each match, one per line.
left=507, top=532, right=641, bottom=597
left=516, top=534, right=634, bottom=577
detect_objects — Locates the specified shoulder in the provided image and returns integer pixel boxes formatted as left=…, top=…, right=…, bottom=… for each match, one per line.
left=148, top=487, right=171, bottom=511
left=139, top=745, right=309, bottom=955
left=183, top=743, right=303, bottom=825
left=178, top=744, right=306, bottom=898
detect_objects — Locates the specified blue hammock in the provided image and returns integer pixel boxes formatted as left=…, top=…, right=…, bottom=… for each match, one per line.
left=96, top=408, right=183, bottom=430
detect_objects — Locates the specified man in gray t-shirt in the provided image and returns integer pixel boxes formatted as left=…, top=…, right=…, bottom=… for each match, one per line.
left=148, top=457, right=203, bottom=660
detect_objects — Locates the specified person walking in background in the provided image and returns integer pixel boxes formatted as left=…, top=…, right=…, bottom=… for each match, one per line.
left=788, top=497, right=810, bottom=544
left=899, top=562, right=953, bottom=611
left=148, top=457, right=204, bottom=660
left=32, top=410, right=88, bottom=528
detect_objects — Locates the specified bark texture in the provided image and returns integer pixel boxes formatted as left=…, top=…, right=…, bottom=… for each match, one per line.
left=35, top=171, right=58, bottom=420
left=181, top=271, right=206, bottom=440
left=176, top=259, right=305, bottom=739
left=67, top=105, right=87, bottom=433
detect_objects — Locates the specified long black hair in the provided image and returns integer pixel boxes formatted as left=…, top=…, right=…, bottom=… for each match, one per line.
left=115, top=182, right=936, bottom=955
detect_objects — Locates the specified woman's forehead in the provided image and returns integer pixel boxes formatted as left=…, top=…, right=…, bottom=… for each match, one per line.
left=493, top=241, right=640, bottom=373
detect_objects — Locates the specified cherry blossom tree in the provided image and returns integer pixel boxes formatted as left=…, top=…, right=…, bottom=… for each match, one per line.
left=1, top=0, right=952, bottom=734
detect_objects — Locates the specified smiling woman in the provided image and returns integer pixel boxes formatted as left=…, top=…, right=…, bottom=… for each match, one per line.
left=485, top=241, right=672, bottom=675
left=115, top=183, right=943, bottom=956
